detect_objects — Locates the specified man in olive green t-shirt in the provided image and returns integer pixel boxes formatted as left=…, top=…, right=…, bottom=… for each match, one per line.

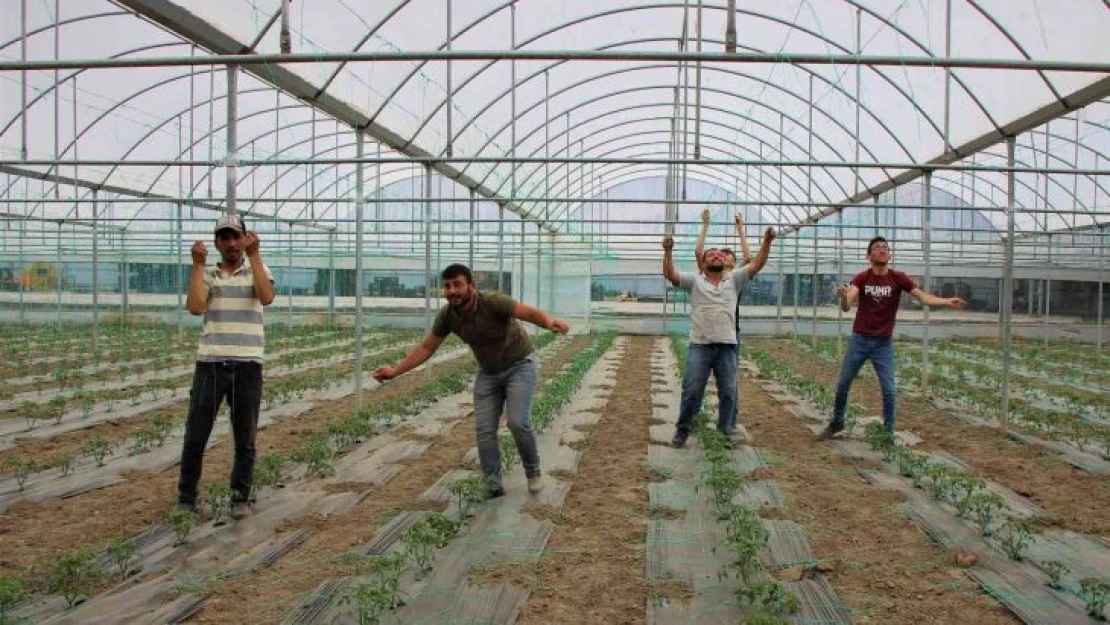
left=373, top=264, right=570, bottom=496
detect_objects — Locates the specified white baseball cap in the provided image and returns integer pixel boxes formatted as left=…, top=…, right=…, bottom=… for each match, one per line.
left=214, top=213, right=246, bottom=235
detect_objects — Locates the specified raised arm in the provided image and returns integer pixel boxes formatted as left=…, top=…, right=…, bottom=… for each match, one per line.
left=244, top=231, right=276, bottom=306
left=372, top=332, right=445, bottom=381
left=694, top=209, right=710, bottom=273
left=186, top=241, right=209, bottom=315
left=835, top=283, right=860, bottom=312
left=734, top=215, right=753, bottom=265
left=743, top=227, right=777, bottom=277
left=513, top=303, right=570, bottom=333
left=662, top=236, right=681, bottom=286
left=910, top=287, right=967, bottom=310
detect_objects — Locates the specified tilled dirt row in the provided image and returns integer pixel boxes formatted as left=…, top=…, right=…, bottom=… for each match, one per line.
left=741, top=374, right=1020, bottom=625
left=749, top=338, right=1110, bottom=537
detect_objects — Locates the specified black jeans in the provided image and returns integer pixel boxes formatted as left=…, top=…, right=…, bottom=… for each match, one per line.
left=177, top=360, right=263, bottom=505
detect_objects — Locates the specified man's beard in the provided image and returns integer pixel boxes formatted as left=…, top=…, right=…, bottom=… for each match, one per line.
left=449, top=291, right=473, bottom=308
left=872, top=258, right=888, bottom=266
left=706, top=262, right=724, bottom=273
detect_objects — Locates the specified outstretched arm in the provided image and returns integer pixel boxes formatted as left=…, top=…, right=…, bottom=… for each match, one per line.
left=372, top=333, right=445, bottom=381
left=743, top=227, right=777, bottom=277
left=694, top=209, right=710, bottom=274
left=734, top=215, right=753, bottom=265
left=513, top=303, right=570, bottom=333
left=910, top=288, right=967, bottom=310
left=662, top=236, right=681, bottom=286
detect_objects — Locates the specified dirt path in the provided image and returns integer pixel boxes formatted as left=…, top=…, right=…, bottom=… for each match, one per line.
left=741, top=374, right=1020, bottom=625
left=474, top=336, right=656, bottom=625
left=750, top=338, right=1110, bottom=537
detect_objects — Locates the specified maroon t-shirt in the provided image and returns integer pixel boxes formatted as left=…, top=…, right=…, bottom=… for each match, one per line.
left=851, top=269, right=917, bottom=338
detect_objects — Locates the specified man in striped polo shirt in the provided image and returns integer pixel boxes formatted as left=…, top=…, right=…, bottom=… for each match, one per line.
left=178, top=213, right=275, bottom=519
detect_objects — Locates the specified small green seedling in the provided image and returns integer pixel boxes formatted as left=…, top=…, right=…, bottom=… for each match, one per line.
left=997, top=517, right=1038, bottom=561
left=0, top=576, right=29, bottom=623
left=103, top=536, right=140, bottom=580
left=204, top=483, right=233, bottom=521
left=447, top=475, right=489, bottom=519
left=1042, top=560, right=1070, bottom=590
left=966, top=491, right=1005, bottom=536
left=58, top=453, right=76, bottom=477
left=498, top=430, right=519, bottom=473
left=83, top=437, right=113, bottom=467
left=736, top=579, right=801, bottom=619
left=1078, top=578, right=1110, bottom=621
left=45, top=549, right=103, bottom=609
left=166, top=508, right=198, bottom=546
left=292, top=435, right=335, bottom=478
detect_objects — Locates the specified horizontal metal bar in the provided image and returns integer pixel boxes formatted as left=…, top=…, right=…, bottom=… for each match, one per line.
left=6, top=196, right=1109, bottom=215
left=2, top=50, right=1108, bottom=72
left=5, top=157, right=1107, bottom=175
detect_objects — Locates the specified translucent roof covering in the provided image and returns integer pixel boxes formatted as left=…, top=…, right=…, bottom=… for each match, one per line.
left=1, top=1, right=1108, bottom=241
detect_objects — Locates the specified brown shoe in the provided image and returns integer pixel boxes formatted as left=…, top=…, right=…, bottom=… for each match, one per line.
left=815, top=422, right=844, bottom=441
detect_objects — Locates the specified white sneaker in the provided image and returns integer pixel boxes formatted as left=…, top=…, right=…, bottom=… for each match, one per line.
left=527, top=475, right=545, bottom=494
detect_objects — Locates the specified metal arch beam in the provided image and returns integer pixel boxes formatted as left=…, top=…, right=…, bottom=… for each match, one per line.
left=0, top=10, right=130, bottom=53
left=447, top=50, right=921, bottom=187
left=112, top=0, right=558, bottom=233
left=964, top=0, right=1062, bottom=102
left=503, top=93, right=859, bottom=216
left=390, top=3, right=957, bottom=157
left=458, top=62, right=911, bottom=209
left=510, top=119, right=818, bottom=225
left=785, top=75, right=1110, bottom=235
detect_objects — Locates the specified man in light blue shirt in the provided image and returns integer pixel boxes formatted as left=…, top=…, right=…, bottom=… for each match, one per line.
left=662, top=226, right=776, bottom=447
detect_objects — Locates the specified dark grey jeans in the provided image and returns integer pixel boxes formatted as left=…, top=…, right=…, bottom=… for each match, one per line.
left=474, top=353, right=540, bottom=489
left=177, top=360, right=262, bottom=505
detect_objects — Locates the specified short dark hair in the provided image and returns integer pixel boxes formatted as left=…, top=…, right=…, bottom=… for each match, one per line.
left=441, top=263, right=472, bottom=282
left=867, top=236, right=888, bottom=254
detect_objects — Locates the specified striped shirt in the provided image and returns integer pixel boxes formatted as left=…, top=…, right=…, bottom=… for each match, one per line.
left=196, top=258, right=273, bottom=363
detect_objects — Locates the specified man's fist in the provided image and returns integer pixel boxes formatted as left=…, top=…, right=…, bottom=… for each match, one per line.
left=244, top=231, right=261, bottom=256
left=662, top=236, right=674, bottom=251
left=191, top=241, right=208, bottom=265
left=735, top=215, right=745, bottom=228
left=700, top=209, right=710, bottom=224
left=763, top=227, right=777, bottom=242
left=372, top=366, right=397, bottom=382
left=549, top=319, right=570, bottom=334
left=835, top=283, right=849, bottom=298
left=947, top=298, right=968, bottom=310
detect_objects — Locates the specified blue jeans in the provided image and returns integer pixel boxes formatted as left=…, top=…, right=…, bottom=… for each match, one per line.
left=833, top=335, right=897, bottom=431
left=474, top=353, right=541, bottom=489
left=675, top=343, right=738, bottom=435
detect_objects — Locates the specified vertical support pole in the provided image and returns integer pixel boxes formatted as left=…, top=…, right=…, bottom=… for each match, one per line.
left=92, top=189, right=99, bottom=351
left=121, top=229, right=129, bottom=322
left=725, top=0, right=737, bottom=53
left=854, top=7, right=862, bottom=194
left=519, top=224, right=526, bottom=304
left=943, top=0, right=952, bottom=153
left=837, top=210, right=844, bottom=359
left=279, top=0, right=291, bottom=53
left=792, top=234, right=799, bottom=341
left=776, top=113, right=785, bottom=330
left=56, top=221, right=62, bottom=325
left=354, top=130, right=365, bottom=412
left=445, top=0, right=453, bottom=157
left=20, top=0, right=28, bottom=160
left=812, top=224, right=818, bottom=342
left=18, top=218, right=25, bottom=325
left=922, top=171, right=933, bottom=392
left=1098, top=226, right=1105, bottom=354
left=207, top=65, right=215, bottom=199
left=424, top=164, right=433, bottom=331
left=1000, top=137, right=1016, bottom=434
left=176, top=201, right=183, bottom=331
left=225, top=65, right=238, bottom=215
left=497, top=205, right=505, bottom=292
left=468, top=189, right=476, bottom=269
left=286, top=221, right=293, bottom=329
left=53, top=0, right=60, bottom=198
left=510, top=0, right=517, bottom=293
left=327, top=231, right=335, bottom=327
left=535, top=222, right=541, bottom=309
left=694, top=0, right=703, bottom=159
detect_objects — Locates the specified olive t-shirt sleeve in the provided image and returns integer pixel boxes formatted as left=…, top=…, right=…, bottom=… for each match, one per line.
left=431, top=305, right=452, bottom=338
left=483, top=291, right=519, bottom=319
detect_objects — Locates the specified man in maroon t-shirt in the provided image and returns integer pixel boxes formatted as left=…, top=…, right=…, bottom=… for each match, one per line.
left=816, top=236, right=966, bottom=440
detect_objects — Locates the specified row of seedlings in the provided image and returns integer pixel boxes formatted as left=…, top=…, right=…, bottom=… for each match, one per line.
left=747, top=342, right=1110, bottom=622
left=332, top=333, right=616, bottom=624
left=669, top=337, right=806, bottom=625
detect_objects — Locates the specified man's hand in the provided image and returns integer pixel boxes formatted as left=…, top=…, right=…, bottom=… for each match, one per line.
left=191, top=241, right=208, bottom=265
left=763, top=227, right=777, bottom=243
left=548, top=318, right=570, bottom=334
left=662, top=236, right=674, bottom=251
left=372, top=366, right=397, bottom=382
left=700, top=209, right=710, bottom=225
left=244, top=231, right=261, bottom=257
left=946, top=298, right=968, bottom=310
left=735, top=215, right=745, bottom=228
